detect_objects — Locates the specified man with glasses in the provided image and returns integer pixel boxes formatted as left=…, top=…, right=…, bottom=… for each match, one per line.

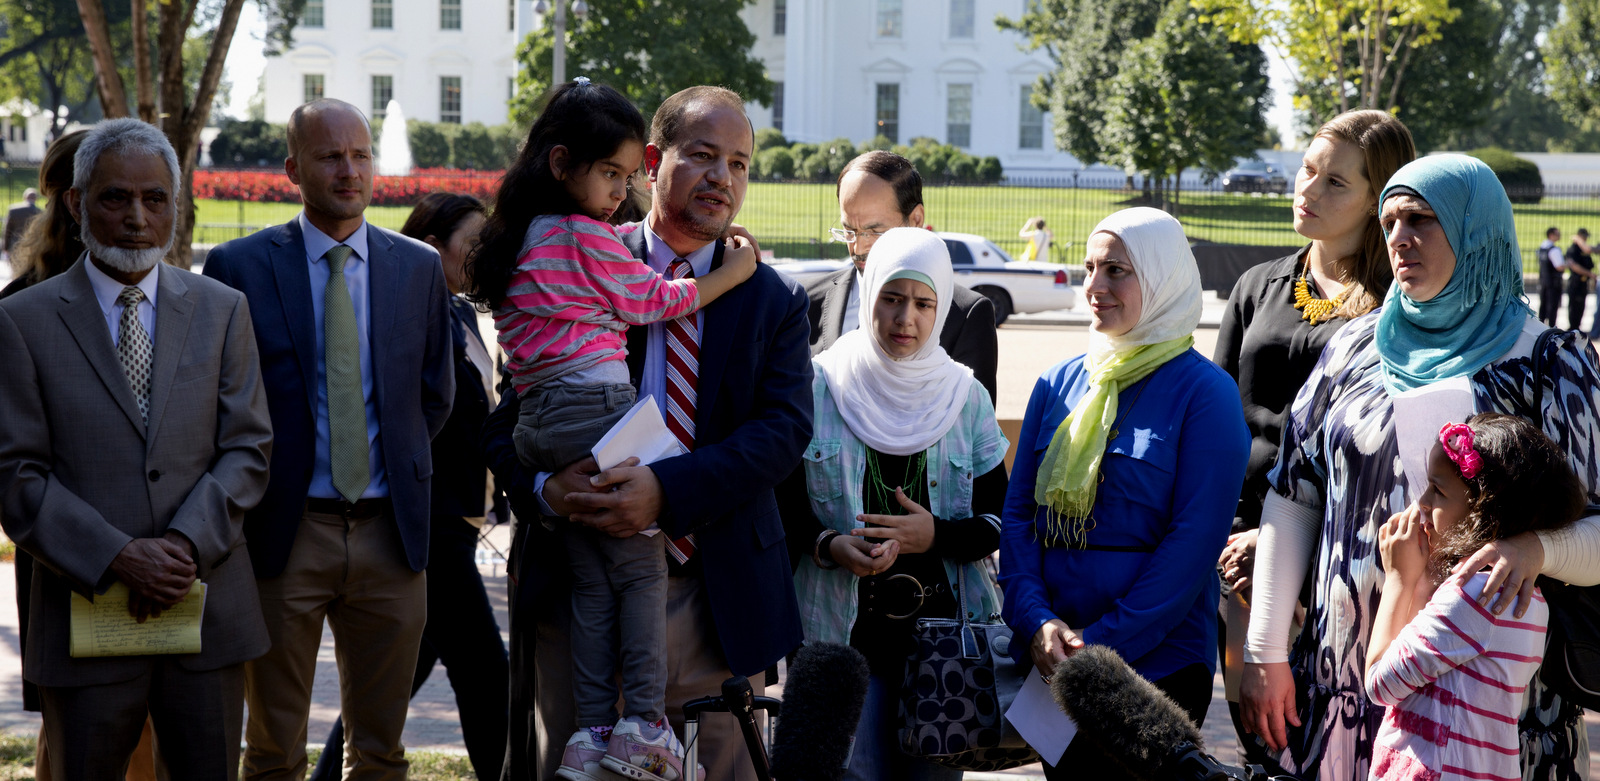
left=805, top=150, right=998, bottom=400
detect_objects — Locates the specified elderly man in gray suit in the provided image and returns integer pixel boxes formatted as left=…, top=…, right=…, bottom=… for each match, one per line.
left=0, top=118, right=273, bottom=780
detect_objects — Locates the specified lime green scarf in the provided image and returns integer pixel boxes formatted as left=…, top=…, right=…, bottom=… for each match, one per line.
left=1033, top=335, right=1194, bottom=546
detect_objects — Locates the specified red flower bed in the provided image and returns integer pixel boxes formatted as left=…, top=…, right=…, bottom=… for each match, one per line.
left=194, top=167, right=505, bottom=206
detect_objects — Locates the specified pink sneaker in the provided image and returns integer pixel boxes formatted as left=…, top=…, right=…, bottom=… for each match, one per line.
left=599, top=717, right=699, bottom=781
left=556, top=727, right=622, bottom=781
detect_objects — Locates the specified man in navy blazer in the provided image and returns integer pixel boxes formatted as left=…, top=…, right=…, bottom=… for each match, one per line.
left=487, top=86, right=811, bottom=781
left=202, top=99, right=454, bottom=781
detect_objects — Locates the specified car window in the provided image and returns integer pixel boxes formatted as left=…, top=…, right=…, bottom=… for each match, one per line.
left=982, top=240, right=1014, bottom=263
left=944, top=239, right=974, bottom=266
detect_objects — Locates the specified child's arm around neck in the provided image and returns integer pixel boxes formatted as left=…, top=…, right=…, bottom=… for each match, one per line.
left=687, top=235, right=759, bottom=308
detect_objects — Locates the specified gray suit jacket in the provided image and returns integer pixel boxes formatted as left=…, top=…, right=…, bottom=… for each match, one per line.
left=0, top=258, right=273, bottom=687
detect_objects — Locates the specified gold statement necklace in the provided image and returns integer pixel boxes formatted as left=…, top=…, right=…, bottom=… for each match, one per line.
left=1293, top=264, right=1346, bottom=325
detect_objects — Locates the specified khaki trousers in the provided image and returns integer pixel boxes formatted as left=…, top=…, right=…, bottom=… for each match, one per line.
left=242, top=508, right=426, bottom=781
left=535, top=575, right=766, bottom=781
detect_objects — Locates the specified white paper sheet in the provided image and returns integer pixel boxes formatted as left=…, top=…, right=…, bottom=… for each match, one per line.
left=591, top=395, right=686, bottom=472
left=1004, top=669, right=1078, bottom=766
left=1390, top=376, right=1475, bottom=497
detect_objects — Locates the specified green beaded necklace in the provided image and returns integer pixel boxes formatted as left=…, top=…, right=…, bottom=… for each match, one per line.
left=864, top=449, right=927, bottom=515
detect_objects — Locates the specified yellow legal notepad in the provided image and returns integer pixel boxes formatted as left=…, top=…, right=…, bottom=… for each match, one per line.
left=69, top=580, right=206, bottom=657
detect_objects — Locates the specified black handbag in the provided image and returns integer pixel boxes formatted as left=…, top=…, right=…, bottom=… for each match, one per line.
left=898, top=564, right=1040, bottom=771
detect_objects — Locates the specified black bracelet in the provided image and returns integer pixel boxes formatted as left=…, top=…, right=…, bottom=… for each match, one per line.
left=813, top=530, right=841, bottom=570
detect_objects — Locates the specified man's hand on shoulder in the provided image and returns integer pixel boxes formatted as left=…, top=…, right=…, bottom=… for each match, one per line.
left=566, top=458, right=663, bottom=537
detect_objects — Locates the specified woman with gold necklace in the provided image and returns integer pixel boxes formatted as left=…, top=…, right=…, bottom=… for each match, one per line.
left=790, top=227, right=1010, bottom=781
left=1211, top=110, right=1415, bottom=765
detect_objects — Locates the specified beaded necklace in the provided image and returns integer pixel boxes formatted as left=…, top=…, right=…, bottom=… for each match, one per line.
left=1293, top=264, right=1346, bottom=325
left=864, top=449, right=927, bottom=516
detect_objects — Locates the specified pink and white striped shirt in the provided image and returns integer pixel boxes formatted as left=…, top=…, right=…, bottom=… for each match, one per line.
left=1364, top=571, right=1547, bottom=781
left=495, top=214, right=699, bottom=393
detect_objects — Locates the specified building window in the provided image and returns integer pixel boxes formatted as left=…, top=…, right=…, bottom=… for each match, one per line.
left=372, top=0, right=393, bottom=29
left=304, top=0, right=324, bottom=27
left=1019, top=85, right=1044, bottom=149
left=509, top=0, right=516, bottom=30
left=774, top=0, right=787, bottom=35
left=772, top=81, right=785, bottom=133
left=371, top=75, right=393, bottom=120
left=950, top=0, right=974, bottom=38
left=508, top=77, right=516, bottom=101
left=441, top=76, right=463, bottom=123
left=877, top=0, right=902, bottom=38
left=947, top=83, right=972, bottom=148
left=441, top=0, right=462, bottom=29
left=875, top=83, right=899, bottom=144
left=304, top=73, right=325, bottom=104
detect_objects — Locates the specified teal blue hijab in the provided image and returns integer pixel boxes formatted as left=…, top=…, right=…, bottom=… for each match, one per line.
left=1375, top=154, right=1532, bottom=395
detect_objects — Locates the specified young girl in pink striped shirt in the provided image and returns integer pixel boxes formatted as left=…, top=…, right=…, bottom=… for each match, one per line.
left=467, top=78, right=754, bottom=781
left=1365, top=413, right=1586, bottom=781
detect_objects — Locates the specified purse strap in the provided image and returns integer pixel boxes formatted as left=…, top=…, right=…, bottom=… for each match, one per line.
left=953, top=565, right=985, bottom=660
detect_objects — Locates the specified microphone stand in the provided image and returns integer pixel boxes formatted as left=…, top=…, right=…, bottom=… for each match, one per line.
left=681, top=676, right=781, bottom=781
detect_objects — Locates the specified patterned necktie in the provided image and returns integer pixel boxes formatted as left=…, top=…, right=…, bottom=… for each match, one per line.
left=663, top=258, right=699, bottom=563
left=116, top=286, right=152, bottom=425
left=324, top=245, right=370, bottom=503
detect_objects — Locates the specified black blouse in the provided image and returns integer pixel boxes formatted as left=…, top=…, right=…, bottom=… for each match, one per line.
left=777, top=450, right=1008, bottom=676
left=1212, top=249, right=1354, bottom=532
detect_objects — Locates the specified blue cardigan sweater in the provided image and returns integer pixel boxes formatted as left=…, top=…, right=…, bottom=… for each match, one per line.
left=999, top=349, right=1249, bottom=680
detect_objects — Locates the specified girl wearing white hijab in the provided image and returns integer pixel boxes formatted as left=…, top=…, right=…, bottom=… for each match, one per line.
left=791, top=227, right=1010, bottom=781
left=998, top=208, right=1249, bottom=781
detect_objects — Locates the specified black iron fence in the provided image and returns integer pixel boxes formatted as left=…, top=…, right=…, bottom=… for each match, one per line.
left=3, top=165, right=1594, bottom=273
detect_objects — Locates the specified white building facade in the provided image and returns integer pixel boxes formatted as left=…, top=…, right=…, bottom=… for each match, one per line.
left=739, top=0, right=1086, bottom=177
left=262, top=0, right=530, bottom=127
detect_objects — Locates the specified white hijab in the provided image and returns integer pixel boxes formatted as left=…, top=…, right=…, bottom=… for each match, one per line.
left=1085, top=207, right=1203, bottom=368
left=814, top=228, right=975, bottom=456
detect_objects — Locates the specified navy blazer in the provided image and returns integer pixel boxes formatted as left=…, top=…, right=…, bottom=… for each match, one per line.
left=432, top=298, right=495, bottom=518
left=202, top=219, right=455, bottom=578
left=486, top=227, right=812, bottom=676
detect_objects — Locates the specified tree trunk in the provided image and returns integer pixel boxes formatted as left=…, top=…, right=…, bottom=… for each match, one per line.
left=131, top=0, right=157, bottom=123
left=76, top=0, right=129, bottom=118
left=164, top=0, right=247, bottom=269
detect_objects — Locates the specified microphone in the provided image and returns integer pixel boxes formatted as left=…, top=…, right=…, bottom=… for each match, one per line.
left=1051, top=645, right=1297, bottom=781
left=1051, top=645, right=1204, bottom=780
left=770, top=642, right=870, bottom=781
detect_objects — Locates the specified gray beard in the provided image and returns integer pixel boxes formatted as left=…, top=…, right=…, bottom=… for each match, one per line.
left=81, top=226, right=172, bottom=274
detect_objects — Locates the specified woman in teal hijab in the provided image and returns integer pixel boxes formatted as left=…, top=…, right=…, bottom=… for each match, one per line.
left=1239, top=154, right=1600, bottom=781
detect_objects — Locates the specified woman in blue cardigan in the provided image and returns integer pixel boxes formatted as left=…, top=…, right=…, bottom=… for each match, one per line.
left=1000, top=207, right=1250, bottom=780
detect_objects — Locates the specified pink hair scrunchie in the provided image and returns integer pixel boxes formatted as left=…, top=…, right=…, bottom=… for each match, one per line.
left=1439, top=422, right=1483, bottom=480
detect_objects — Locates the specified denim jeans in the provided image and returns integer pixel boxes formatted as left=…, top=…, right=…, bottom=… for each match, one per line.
left=843, top=672, right=964, bottom=781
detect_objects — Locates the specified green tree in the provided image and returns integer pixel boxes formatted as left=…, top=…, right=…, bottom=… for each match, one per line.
left=511, top=0, right=771, bottom=125
left=1102, top=0, right=1270, bottom=194
left=1547, top=0, right=1600, bottom=129
left=1191, top=0, right=1458, bottom=123
left=209, top=117, right=286, bottom=166
left=453, top=122, right=500, bottom=170
left=0, top=0, right=124, bottom=139
left=998, top=0, right=1165, bottom=166
left=409, top=122, right=453, bottom=169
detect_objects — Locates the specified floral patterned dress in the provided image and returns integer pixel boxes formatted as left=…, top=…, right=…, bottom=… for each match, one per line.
left=1266, top=311, right=1600, bottom=781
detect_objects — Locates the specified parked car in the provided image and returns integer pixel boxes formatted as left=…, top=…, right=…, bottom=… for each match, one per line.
left=1221, top=160, right=1289, bottom=193
left=770, top=230, right=1077, bottom=325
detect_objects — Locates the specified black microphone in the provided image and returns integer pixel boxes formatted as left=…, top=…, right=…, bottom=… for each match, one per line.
left=1051, top=645, right=1297, bottom=781
left=1051, top=645, right=1204, bottom=780
left=770, top=642, right=870, bottom=781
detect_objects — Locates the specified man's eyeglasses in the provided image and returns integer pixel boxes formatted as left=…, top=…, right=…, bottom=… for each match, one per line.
left=828, top=227, right=890, bottom=243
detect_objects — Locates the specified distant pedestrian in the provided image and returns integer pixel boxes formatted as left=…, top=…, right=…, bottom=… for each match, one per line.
left=3, top=187, right=40, bottom=261
left=1537, top=226, right=1565, bottom=326
left=203, top=98, right=456, bottom=781
left=1566, top=228, right=1595, bottom=332
left=1019, top=216, right=1052, bottom=263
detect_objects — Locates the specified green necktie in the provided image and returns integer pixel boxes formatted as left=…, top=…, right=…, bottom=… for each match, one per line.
left=324, top=244, right=370, bottom=503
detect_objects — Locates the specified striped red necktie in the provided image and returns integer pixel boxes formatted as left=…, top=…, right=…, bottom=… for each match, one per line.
left=663, top=258, right=699, bottom=563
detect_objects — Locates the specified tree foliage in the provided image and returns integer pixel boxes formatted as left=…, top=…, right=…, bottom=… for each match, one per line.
left=511, top=0, right=771, bottom=125
left=998, top=0, right=1164, bottom=166
left=1548, top=0, right=1600, bottom=128
left=209, top=117, right=286, bottom=167
left=0, top=0, right=123, bottom=139
left=1191, top=0, right=1458, bottom=122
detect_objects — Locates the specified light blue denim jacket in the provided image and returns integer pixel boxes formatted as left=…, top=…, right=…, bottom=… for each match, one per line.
left=795, top=365, right=1010, bottom=645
